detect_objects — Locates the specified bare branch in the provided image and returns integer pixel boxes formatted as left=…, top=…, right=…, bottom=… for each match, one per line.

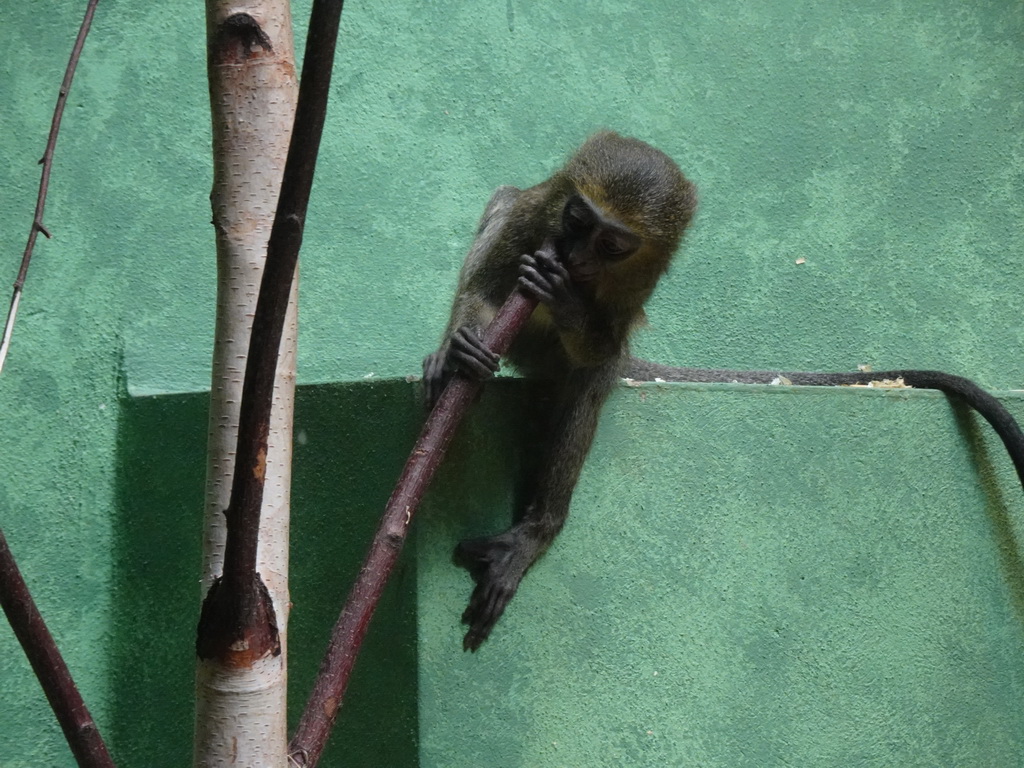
left=0, top=529, right=116, bottom=768
left=0, top=0, right=101, bottom=374
left=0, top=3, right=115, bottom=764
left=288, top=290, right=537, bottom=768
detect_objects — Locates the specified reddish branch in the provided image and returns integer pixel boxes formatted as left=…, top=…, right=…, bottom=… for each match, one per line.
left=196, top=0, right=346, bottom=664
left=0, top=0, right=100, bottom=374
left=288, top=290, right=538, bottom=768
left=0, top=530, right=115, bottom=768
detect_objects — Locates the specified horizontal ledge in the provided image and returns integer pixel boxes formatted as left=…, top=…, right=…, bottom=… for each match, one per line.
left=124, top=375, right=1024, bottom=401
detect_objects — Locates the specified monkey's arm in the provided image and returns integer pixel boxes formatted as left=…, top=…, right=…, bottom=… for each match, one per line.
left=456, top=360, right=621, bottom=651
left=423, top=186, right=521, bottom=407
left=453, top=243, right=636, bottom=649
left=626, top=359, right=1024, bottom=491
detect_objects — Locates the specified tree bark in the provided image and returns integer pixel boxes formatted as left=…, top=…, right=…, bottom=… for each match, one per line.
left=196, top=4, right=298, bottom=766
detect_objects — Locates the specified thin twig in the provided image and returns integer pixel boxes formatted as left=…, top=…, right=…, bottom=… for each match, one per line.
left=0, top=0, right=100, bottom=374
left=0, top=2, right=115, bottom=764
left=288, top=289, right=538, bottom=768
left=196, top=0, right=346, bottom=664
left=0, top=529, right=116, bottom=768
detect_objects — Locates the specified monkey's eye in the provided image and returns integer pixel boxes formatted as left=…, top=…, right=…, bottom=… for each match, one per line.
left=562, top=196, right=595, bottom=235
left=598, top=234, right=637, bottom=261
left=564, top=208, right=589, bottom=234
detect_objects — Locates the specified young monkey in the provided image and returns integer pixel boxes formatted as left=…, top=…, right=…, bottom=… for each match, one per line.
left=424, top=131, right=1024, bottom=651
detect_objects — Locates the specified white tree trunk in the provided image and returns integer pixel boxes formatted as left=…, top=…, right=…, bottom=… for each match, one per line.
left=196, top=3, right=297, bottom=766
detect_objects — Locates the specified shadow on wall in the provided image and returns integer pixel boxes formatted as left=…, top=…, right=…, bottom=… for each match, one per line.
left=100, top=378, right=1024, bottom=766
left=952, top=404, right=1024, bottom=626
left=110, top=382, right=421, bottom=768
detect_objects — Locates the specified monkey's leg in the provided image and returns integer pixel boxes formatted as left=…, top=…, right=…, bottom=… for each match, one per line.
left=456, top=362, right=619, bottom=651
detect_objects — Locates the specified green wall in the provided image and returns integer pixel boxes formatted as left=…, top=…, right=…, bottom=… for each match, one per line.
left=3, top=1, right=1022, bottom=395
left=111, top=386, right=419, bottom=768
left=7, top=381, right=1024, bottom=766
left=419, top=382, right=1024, bottom=767
left=1, top=1, right=1023, bottom=765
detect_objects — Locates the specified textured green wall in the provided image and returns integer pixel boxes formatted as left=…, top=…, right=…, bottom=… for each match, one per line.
left=2, top=1, right=1022, bottom=395
left=420, top=382, right=1024, bottom=766
left=6, top=381, right=1024, bottom=766
left=1, top=0, right=1023, bottom=765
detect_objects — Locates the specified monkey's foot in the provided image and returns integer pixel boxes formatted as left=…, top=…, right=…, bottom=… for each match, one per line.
left=454, top=532, right=529, bottom=651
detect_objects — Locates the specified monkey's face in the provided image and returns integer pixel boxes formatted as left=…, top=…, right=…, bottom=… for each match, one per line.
left=558, top=194, right=642, bottom=284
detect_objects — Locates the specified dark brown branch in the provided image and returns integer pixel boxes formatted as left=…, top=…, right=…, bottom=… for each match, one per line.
left=196, top=0, right=346, bottom=664
left=0, top=529, right=116, bottom=768
left=0, top=0, right=100, bottom=374
left=288, top=289, right=538, bottom=768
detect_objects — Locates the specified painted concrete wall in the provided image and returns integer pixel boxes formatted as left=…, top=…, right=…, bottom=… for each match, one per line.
left=6, top=381, right=1024, bottom=767
left=1, top=0, right=1023, bottom=766
left=420, top=381, right=1024, bottom=767
left=2, top=1, right=1022, bottom=395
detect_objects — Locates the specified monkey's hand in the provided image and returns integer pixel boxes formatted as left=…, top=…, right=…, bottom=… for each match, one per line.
left=518, top=249, right=586, bottom=332
left=422, top=326, right=500, bottom=409
left=454, top=531, right=532, bottom=651
left=421, top=349, right=449, bottom=409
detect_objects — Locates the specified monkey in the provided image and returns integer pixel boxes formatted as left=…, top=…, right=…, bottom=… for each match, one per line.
left=423, top=131, right=1024, bottom=651
left=423, top=132, right=696, bottom=650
